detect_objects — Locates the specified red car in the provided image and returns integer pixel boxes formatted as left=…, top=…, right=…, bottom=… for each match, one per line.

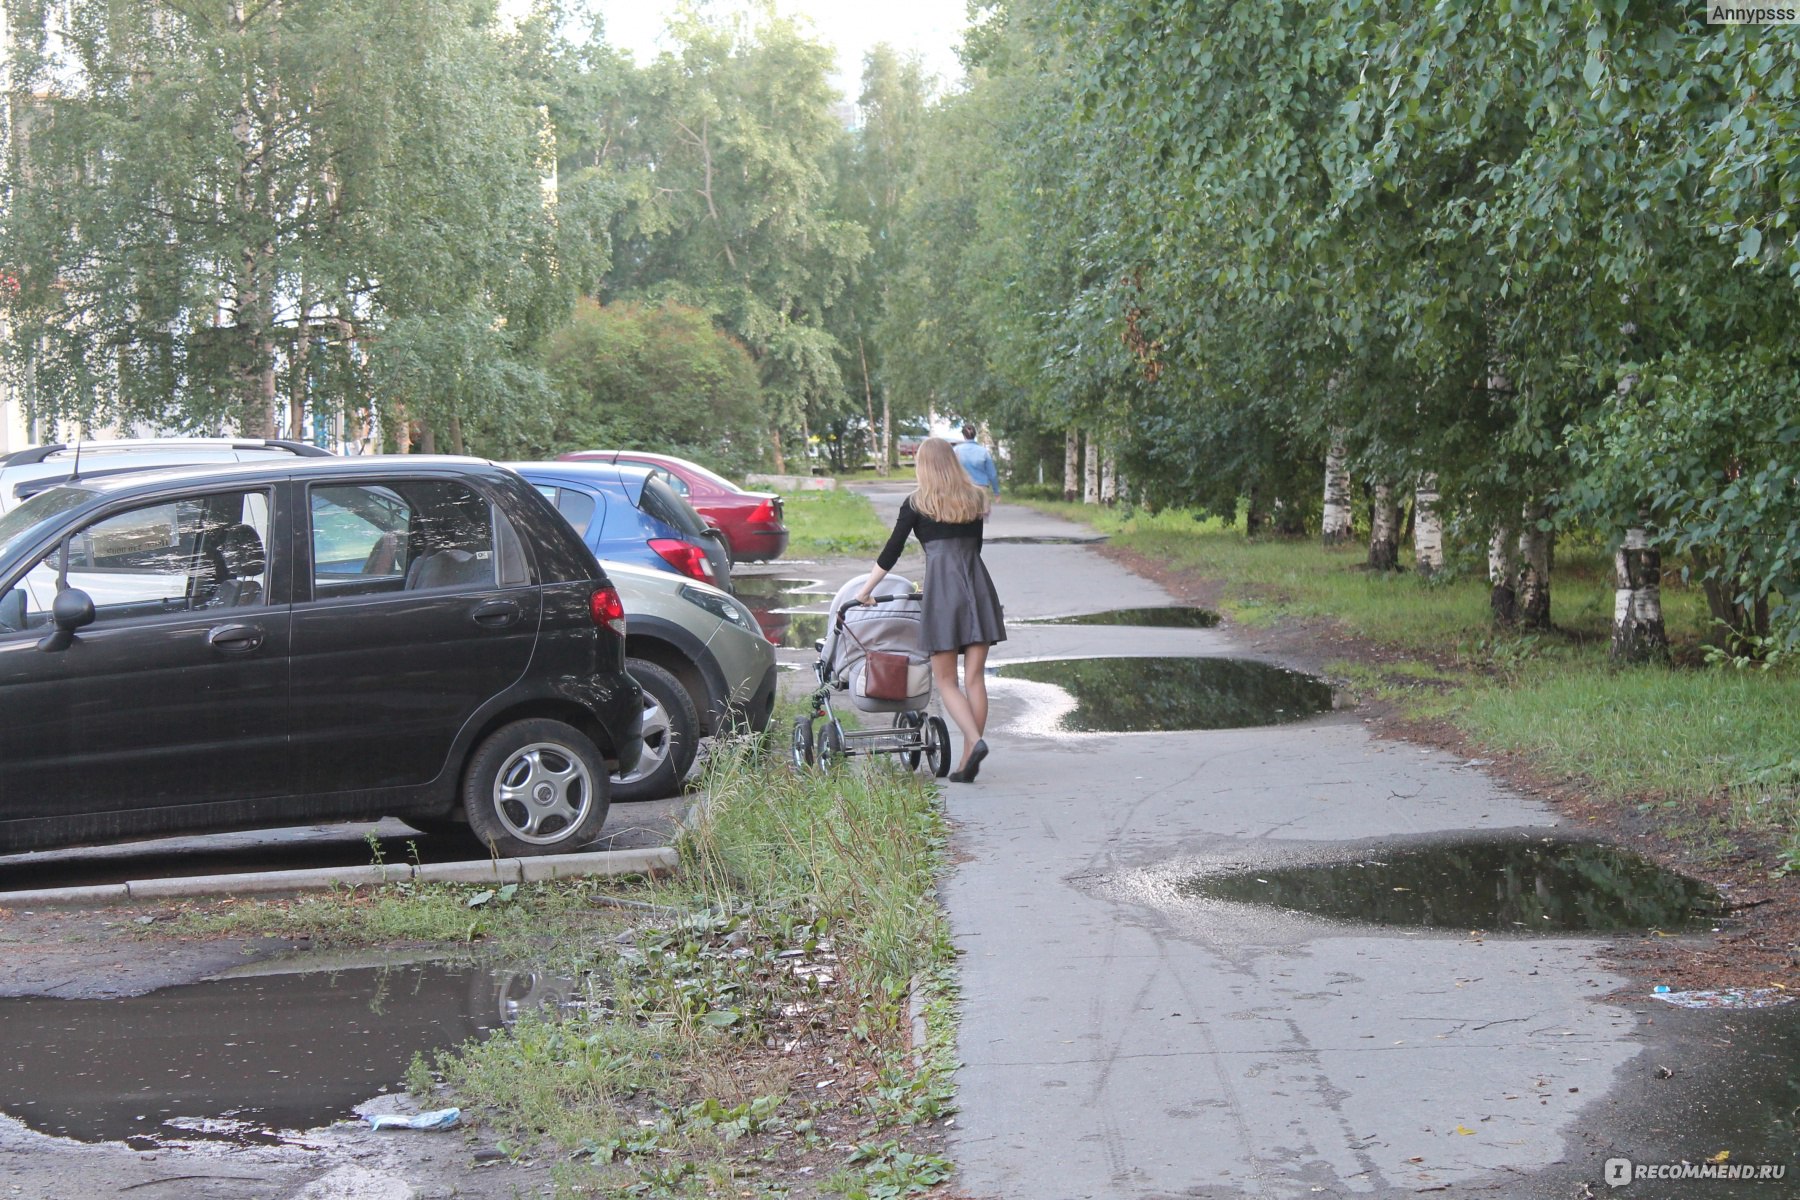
left=558, top=450, right=790, bottom=562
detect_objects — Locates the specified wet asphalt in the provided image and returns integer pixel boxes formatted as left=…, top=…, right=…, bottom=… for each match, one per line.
left=842, top=485, right=1766, bottom=1200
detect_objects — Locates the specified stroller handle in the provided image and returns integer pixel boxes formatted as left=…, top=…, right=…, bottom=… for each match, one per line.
left=836, top=591, right=921, bottom=628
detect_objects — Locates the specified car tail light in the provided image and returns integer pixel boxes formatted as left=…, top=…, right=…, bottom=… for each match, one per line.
left=590, top=585, right=627, bottom=636
left=748, top=498, right=778, bottom=525
left=649, top=538, right=713, bottom=582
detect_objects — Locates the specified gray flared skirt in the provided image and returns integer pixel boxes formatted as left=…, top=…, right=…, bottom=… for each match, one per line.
left=921, top=536, right=1006, bottom=653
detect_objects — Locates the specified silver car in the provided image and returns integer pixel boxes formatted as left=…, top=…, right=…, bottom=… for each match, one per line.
left=604, top=559, right=776, bottom=802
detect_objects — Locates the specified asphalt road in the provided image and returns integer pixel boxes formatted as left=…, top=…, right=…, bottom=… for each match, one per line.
left=842, top=488, right=1718, bottom=1200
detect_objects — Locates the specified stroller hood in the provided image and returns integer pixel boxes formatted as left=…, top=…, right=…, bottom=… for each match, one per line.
left=822, top=572, right=921, bottom=680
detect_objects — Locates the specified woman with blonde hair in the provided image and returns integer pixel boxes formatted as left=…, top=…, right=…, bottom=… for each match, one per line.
left=856, top=437, right=1007, bottom=781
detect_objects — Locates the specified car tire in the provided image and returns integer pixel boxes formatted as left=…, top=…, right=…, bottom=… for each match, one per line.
left=463, top=718, right=610, bottom=856
left=611, top=658, right=700, bottom=802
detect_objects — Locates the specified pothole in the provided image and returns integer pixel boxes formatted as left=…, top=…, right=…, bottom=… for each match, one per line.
left=1182, top=837, right=1722, bottom=933
left=733, top=577, right=829, bottom=648
left=0, top=959, right=568, bottom=1148
left=992, top=656, right=1331, bottom=732
left=1025, top=606, right=1221, bottom=628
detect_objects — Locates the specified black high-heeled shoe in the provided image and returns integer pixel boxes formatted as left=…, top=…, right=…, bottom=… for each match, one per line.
left=963, top=739, right=989, bottom=782
left=947, top=768, right=970, bottom=783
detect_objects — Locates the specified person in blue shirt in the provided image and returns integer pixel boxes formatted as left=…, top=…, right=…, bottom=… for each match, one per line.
left=952, top=422, right=999, bottom=496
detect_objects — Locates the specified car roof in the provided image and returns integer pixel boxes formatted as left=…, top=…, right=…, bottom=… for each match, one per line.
left=509, top=460, right=654, bottom=487
left=52, top=454, right=508, bottom=499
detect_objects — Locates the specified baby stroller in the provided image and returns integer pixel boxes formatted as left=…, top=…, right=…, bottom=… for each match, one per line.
left=791, top=572, right=951, bottom=777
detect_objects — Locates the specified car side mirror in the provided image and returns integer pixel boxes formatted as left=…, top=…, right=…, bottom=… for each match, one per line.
left=38, top=587, right=95, bottom=653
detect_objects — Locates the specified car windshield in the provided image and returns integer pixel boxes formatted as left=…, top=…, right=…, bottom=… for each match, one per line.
left=0, top=486, right=93, bottom=563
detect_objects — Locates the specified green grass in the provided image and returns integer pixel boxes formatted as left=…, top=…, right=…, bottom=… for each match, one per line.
left=1032, top=498, right=1800, bottom=869
left=153, top=719, right=957, bottom=1196
left=418, top=732, right=956, bottom=1195
left=783, top=487, right=889, bottom=558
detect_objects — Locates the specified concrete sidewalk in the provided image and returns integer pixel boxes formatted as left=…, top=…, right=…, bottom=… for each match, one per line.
left=861, top=497, right=1639, bottom=1198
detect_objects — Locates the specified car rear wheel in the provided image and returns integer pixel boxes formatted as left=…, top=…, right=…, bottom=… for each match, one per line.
left=611, top=658, right=700, bottom=802
left=463, top=718, right=610, bottom=856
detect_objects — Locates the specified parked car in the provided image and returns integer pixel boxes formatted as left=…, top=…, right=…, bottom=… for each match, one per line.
left=557, top=451, right=789, bottom=562
left=599, top=559, right=777, bottom=802
left=0, top=438, right=330, bottom=516
left=0, top=456, right=642, bottom=857
left=509, top=461, right=732, bottom=591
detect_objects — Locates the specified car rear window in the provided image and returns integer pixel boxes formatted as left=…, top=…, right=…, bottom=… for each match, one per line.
left=639, top=476, right=707, bottom=536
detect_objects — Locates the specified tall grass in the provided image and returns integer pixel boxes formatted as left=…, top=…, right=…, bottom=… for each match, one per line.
left=681, top=736, right=950, bottom=998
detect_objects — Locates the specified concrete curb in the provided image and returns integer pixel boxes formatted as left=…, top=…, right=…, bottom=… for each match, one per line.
left=0, top=846, right=679, bottom=908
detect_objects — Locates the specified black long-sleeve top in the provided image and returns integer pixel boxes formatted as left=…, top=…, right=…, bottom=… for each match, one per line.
left=876, top=496, right=984, bottom=571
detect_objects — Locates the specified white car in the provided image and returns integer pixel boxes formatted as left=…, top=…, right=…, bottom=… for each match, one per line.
left=0, top=439, right=329, bottom=515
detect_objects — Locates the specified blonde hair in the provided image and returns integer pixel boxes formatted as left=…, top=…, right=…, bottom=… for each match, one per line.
left=912, top=437, right=989, bottom=523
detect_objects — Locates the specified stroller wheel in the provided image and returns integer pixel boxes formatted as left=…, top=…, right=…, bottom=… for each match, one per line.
left=790, top=717, right=814, bottom=769
left=895, top=711, right=924, bottom=770
left=818, top=720, right=847, bottom=768
left=922, top=715, right=952, bottom=778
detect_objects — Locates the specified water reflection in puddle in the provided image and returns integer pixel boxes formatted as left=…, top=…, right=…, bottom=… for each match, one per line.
left=993, top=656, right=1331, bottom=732
left=732, top=577, right=829, bottom=648
left=0, top=960, right=566, bottom=1148
left=1183, top=838, right=1721, bottom=932
left=1025, top=606, right=1221, bottom=628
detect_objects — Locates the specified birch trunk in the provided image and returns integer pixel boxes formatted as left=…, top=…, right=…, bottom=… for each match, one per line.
left=881, top=394, right=892, bottom=472
left=1367, top=481, right=1400, bottom=571
left=1100, top=451, right=1117, bottom=505
left=1321, top=431, right=1352, bottom=545
left=1517, top=501, right=1552, bottom=630
left=1413, top=472, right=1444, bottom=577
left=1489, top=526, right=1517, bottom=624
left=1083, top=434, right=1100, bottom=504
left=1608, top=369, right=1667, bottom=662
left=1063, top=430, right=1079, bottom=501
left=1610, top=523, right=1668, bottom=662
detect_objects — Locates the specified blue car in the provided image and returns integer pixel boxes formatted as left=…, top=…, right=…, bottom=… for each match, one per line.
left=508, top=462, right=732, bottom=591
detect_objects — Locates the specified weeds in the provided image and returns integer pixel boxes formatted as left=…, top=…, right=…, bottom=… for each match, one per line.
left=400, top=731, right=958, bottom=1195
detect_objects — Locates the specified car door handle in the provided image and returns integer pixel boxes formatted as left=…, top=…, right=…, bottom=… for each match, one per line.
left=207, top=623, right=264, bottom=653
left=471, top=599, right=522, bottom=628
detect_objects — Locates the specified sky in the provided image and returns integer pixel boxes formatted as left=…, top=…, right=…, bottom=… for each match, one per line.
left=512, top=0, right=972, bottom=99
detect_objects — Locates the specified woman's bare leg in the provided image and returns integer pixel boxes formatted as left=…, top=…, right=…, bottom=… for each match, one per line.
left=961, top=642, right=989, bottom=736
left=932, top=649, right=980, bottom=769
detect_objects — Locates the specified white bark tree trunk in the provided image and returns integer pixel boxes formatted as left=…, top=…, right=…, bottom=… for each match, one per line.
left=1489, top=525, right=1517, bottom=624
left=1083, top=434, right=1100, bottom=504
left=1608, top=369, right=1667, bottom=662
left=1367, top=481, right=1400, bottom=571
left=1517, top=500, right=1552, bottom=630
left=1413, top=472, right=1444, bottom=577
left=1100, top=451, right=1117, bottom=504
left=1321, top=430, right=1352, bottom=545
left=1063, top=429, right=1079, bottom=501
left=880, top=394, right=892, bottom=473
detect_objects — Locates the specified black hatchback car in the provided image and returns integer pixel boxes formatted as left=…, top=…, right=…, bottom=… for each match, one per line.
left=0, top=457, right=642, bottom=858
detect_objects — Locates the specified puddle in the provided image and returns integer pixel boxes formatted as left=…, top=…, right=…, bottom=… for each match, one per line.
left=732, top=577, right=830, bottom=647
left=1605, top=1002, right=1800, bottom=1197
left=1182, top=838, right=1721, bottom=932
left=0, top=960, right=567, bottom=1148
left=1025, top=606, right=1221, bottom=628
left=993, top=656, right=1331, bottom=732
